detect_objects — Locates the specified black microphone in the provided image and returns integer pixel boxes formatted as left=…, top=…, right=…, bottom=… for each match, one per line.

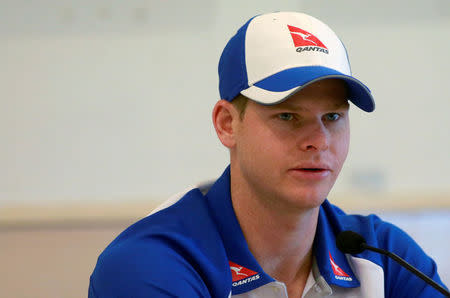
left=336, top=231, right=450, bottom=297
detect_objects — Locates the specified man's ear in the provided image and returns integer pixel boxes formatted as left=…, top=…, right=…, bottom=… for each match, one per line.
left=212, top=100, right=239, bottom=149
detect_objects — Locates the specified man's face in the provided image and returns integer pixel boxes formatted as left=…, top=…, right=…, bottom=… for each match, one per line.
left=230, top=79, right=350, bottom=211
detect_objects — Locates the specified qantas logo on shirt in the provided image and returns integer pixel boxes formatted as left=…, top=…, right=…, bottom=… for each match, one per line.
left=329, top=252, right=353, bottom=281
left=229, top=261, right=260, bottom=287
left=287, top=25, right=329, bottom=54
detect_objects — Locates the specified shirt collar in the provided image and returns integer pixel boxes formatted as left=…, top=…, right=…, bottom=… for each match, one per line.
left=314, top=202, right=360, bottom=287
left=205, top=166, right=360, bottom=294
left=205, top=166, right=274, bottom=295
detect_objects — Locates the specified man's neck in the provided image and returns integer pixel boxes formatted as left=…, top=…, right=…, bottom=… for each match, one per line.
left=230, top=172, right=319, bottom=295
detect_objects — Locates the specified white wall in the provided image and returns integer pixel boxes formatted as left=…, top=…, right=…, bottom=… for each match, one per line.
left=1, top=0, right=449, bottom=204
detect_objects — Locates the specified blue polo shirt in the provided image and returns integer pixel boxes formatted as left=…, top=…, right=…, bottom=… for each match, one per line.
left=89, top=167, right=447, bottom=297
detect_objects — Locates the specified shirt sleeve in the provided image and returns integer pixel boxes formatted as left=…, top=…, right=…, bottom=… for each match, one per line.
left=88, top=236, right=213, bottom=298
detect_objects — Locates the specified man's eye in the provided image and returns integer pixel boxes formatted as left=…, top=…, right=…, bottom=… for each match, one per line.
left=278, top=113, right=294, bottom=121
left=324, top=113, right=340, bottom=121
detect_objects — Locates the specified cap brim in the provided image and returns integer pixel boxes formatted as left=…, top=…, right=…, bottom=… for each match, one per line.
left=240, top=66, right=375, bottom=112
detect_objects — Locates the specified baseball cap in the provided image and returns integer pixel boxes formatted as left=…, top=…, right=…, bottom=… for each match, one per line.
left=218, top=12, right=375, bottom=112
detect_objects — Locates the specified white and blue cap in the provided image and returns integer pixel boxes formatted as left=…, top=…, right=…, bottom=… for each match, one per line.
left=218, top=12, right=375, bottom=112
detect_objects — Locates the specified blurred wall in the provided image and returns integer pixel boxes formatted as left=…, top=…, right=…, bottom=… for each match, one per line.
left=1, top=0, right=449, bottom=206
left=1, top=1, right=449, bottom=297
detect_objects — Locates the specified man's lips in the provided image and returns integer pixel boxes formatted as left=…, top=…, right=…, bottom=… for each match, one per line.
left=291, top=162, right=331, bottom=171
left=288, top=163, right=332, bottom=179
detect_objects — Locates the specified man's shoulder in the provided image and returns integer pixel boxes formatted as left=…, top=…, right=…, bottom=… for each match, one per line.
left=148, top=180, right=215, bottom=216
left=109, top=186, right=214, bottom=245
left=323, top=201, right=447, bottom=296
left=323, top=201, right=412, bottom=249
left=89, top=184, right=231, bottom=297
left=322, top=201, right=428, bottom=270
left=96, top=183, right=226, bottom=270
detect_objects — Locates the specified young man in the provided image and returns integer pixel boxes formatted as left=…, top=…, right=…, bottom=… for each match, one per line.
left=89, top=12, right=448, bottom=297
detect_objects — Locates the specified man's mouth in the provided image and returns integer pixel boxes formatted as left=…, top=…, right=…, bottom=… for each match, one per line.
left=288, top=165, right=331, bottom=180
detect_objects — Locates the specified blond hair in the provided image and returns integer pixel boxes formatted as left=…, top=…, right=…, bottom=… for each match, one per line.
left=231, top=94, right=249, bottom=120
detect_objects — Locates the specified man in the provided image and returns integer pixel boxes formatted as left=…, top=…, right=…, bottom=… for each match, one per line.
left=89, top=12, right=448, bottom=297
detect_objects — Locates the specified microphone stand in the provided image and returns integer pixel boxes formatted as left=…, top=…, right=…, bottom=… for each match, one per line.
left=362, top=243, right=450, bottom=297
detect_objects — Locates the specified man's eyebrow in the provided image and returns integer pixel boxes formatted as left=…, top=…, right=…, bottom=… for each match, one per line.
left=266, top=102, right=305, bottom=111
left=269, top=100, right=350, bottom=111
left=333, top=101, right=350, bottom=110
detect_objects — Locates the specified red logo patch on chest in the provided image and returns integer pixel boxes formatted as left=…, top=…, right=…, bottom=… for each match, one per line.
left=229, top=261, right=258, bottom=282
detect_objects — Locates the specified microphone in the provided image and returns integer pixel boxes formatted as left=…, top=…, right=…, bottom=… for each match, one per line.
left=336, top=231, right=450, bottom=297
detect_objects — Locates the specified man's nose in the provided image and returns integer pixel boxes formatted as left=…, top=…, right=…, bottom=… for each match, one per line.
left=297, top=120, right=330, bottom=152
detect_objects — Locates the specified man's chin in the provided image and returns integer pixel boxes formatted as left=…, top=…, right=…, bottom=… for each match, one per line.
left=279, top=191, right=328, bottom=212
